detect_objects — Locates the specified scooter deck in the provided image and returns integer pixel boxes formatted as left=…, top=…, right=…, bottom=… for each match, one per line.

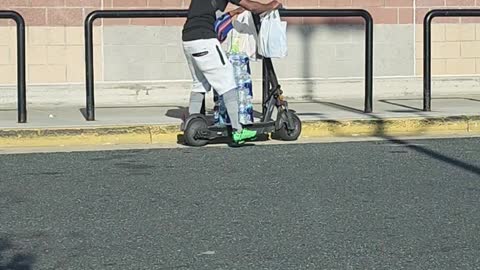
left=199, top=120, right=277, bottom=140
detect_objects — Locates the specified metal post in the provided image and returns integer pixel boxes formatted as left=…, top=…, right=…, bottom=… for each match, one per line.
left=262, top=59, right=269, bottom=116
left=85, top=13, right=95, bottom=121
left=423, top=13, right=432, bottom=112
left=15, top=14, right=26, bottom=123
left=364, top=12, right=373, bottom=113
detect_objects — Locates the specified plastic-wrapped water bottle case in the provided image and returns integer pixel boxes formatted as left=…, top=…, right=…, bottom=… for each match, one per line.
left=214, top=52, right=254, bottom=126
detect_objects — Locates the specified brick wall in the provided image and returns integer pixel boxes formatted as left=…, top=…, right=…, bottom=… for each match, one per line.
left=1, top=0, right=480, bottom=84
left=414, top=0, right=480, bottom=75
left=3, top=1, right=480, bottom=26
left=4, top=0, right=479, bottom=26
left=0, top=0, right=415, bottom=26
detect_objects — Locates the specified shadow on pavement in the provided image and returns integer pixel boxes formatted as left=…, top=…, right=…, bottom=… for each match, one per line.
left=165, top=106, right=188, bottom=121
left=296, top=112, right=324, bottom=117
left=312, top=100, right=480, bottom=177
left=80, top=105, right=188, bottom=121
left=465, top=97, right=480, bottom=102
left=378, top=99, right=423, bottom=112
left=311, top=100, right=364, bottom=114
left=79, top=108, right=88, bottom=120
left=379, top=96, right=480, bottom=112
left=0, top=237, right=35, bottom=270
left=176, top=133, right=269, bottom=148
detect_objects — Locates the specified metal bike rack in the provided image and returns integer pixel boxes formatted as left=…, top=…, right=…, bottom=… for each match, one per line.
left=423, top=9, right=480, bottom=111
left=84, top=9, right=374, bottom=121
left=278, top=9, right=374, bottom=114
left=0, top=11, right=26, bottom=123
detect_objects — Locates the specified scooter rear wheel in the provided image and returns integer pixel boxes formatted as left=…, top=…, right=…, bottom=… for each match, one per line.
left=184, top=117, right=209, bottom=147
left=276, top=111, right=302, bottom=141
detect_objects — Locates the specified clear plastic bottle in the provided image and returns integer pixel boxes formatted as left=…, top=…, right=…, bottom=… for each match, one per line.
left=239, top=114, right=247, bottom=125
left=218, top=96, right=227, bottom=125
left=237, top=87, right=246, bottom=104
left=213, top=102, right=220, bottom=125
left=228, top=51, right=254, bottom=125
left=241, top=77, right=252, bottom=123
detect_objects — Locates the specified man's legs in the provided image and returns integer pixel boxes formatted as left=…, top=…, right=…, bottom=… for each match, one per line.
left=183, top=38, right=256, bottom=142
left=188, top=92, right=205, bottom=115
left=221, top=87, right=242, bottom=131
left=183, top=44, right=210, bottom=115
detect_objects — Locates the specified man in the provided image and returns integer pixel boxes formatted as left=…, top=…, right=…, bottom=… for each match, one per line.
left=182, top=0, right=282, bottom=144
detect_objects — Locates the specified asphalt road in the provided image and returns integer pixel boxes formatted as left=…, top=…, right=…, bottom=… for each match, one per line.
left=1, top=137, right=480, bottom=269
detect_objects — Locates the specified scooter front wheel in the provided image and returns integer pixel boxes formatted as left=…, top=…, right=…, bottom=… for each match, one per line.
left=184, top=117, right=209, bottom=147
left=275, top=111, right=302, bottom=141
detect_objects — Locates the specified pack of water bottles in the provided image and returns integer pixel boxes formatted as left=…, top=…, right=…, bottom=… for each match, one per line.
left=214, top=52, right=254, bottom=126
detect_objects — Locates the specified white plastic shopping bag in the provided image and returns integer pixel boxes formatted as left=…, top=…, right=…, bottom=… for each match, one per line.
left=223, top=11, right=258, bottom=60
left=232, top=11, right=258, bottom=60
left=258, top=10, right=287, bottom=58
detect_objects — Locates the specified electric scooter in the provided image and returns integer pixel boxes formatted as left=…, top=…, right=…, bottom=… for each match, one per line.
left=181, top=13, right=302, bottom=147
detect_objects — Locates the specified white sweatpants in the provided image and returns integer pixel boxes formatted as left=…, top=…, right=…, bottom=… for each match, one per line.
left=182, top=38, right=237, bottom=96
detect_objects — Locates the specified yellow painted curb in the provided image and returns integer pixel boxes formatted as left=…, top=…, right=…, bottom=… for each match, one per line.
left=468, top=117, right=480, bottom=132
left=0, top=126, right=160, bottom=148
left=0, top=116, right=479, bottom=148
left=300, top=116, right=474, bottom=138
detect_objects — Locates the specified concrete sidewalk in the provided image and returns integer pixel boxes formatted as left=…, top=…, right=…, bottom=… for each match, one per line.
left=0, top=95, right=479, bottom=148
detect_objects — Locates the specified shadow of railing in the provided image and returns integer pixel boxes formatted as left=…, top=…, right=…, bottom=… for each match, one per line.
left=378, top=99, right=423, bottom=112
left=312, top=100, right=364, bottom=114
left=379, top=96, right=480, bottom=112
left=465, top=97, right=480, bottom=102
left=307, top=101, right=480, bottom=177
